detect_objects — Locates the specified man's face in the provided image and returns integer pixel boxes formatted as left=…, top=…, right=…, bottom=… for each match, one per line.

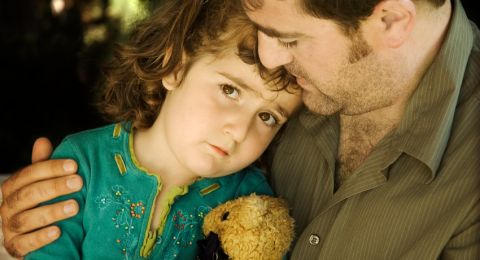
left=245, top=0, right=406, bottom=116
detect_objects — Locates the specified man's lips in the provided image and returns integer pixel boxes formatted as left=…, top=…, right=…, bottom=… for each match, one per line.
left=289, top=70, right=308, bottom=87
left=295, top=76, right=308, bottom=86
left=209, top=144, right=229, bottom=156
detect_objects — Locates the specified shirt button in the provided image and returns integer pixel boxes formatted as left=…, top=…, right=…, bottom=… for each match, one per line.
left=309, top=234, right=320, bottom=245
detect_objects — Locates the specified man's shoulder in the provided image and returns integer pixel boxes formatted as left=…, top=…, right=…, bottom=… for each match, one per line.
left=444, top=37, right=479, bottom=170
left=456, top=22, right=480, bottom=112
left=460, top=21, right=480, bottom=97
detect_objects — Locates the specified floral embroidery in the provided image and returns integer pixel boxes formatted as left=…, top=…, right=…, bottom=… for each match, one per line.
left=95, top=185, right=144, bottom=259
left=130, top=202, right=145, bottom=218
left=94, top=184, right=219, bottom=258
left=95, top=194, right=113, bottom=209
left=112, top=185, right=129, bottom=199
left=197, top=205, right=211, bottom=219
left=155, top=205, right=213, bottom=259
left=116, top=233, right=138, bottom=257
left=172, top=206, right=212, bottom=248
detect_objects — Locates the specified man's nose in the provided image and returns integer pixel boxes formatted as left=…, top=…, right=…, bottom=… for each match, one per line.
left=257, top=31, right=293, bottom=69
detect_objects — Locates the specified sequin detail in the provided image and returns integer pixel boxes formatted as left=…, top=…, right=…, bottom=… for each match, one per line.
left=95, top=185, right=145, bottom=258
left=156, top=206, right=212, bottom=258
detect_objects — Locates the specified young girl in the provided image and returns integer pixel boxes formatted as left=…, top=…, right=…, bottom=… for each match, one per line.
left=26, top=0, right=301, bottom=259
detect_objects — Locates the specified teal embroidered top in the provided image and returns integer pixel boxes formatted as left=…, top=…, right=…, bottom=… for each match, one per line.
left=26, top=123, right=273, bottom=260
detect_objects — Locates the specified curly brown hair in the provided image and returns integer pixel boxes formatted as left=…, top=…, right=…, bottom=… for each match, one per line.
left=97, top=0, right=296, bottom=129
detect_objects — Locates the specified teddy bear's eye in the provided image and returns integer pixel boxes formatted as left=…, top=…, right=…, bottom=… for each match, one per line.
left=221, top=212, right=230, bottom=221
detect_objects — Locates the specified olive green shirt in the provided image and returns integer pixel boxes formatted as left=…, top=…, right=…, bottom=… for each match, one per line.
left=268, top=1, right=480, bottom=259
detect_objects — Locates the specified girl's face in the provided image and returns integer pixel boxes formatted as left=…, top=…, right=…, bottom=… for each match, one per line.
left=152, top=50, right=302, bottom=179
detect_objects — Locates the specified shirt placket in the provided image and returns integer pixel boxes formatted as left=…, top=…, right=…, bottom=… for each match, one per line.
left=291, top=136, right=402, bottom=259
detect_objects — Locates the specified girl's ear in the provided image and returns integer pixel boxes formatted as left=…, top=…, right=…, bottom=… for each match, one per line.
left=162, top=69, right=184, bottom=90
left=162, top=48, right=187, bottom=90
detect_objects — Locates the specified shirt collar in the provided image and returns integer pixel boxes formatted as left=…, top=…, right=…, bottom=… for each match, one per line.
left=297, top=0, right=475, bottom=180
left=298, top=108, right=339, bottom=163
left=393, top=0, right=474, bottom=178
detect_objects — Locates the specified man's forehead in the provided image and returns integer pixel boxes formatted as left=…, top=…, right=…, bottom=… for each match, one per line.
left=243, top=0, right=307, bottom=37
left=242, top=0, right=299, bottom=11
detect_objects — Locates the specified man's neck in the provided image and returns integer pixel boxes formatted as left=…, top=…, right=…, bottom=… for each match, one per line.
left=336, top=1, right=453, bottom=181
left=400, top=1, right=453, bottom=103
left=337, top=100, right=405, bottom=180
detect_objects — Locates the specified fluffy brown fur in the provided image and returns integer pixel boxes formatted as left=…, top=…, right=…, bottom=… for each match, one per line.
left=202, top=194, right=295, bottom=260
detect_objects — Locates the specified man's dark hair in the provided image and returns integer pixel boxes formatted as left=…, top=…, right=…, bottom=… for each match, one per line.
left=242, top=0, right=446, bottom=31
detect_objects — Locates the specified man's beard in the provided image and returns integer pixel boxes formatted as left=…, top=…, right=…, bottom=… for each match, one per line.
left=285, top=31, right=400, bottom=116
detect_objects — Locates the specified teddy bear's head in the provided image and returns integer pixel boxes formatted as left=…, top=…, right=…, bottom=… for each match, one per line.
left=200, top=194, right=295, bottom=260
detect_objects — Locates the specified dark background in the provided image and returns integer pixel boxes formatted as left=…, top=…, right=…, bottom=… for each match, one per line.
left=0, top=0, right=478, bottom=173
left=0, top=0, right=150, bottom=173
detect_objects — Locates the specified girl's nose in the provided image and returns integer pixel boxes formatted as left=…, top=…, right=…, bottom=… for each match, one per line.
left=223, top=115, right=253, bottom=143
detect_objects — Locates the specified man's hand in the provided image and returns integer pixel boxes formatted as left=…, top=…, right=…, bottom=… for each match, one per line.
left=0, top=137, right=83, bottom=258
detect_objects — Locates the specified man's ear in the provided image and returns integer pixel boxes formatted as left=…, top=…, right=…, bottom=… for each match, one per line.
left=162, top=48, right=187, bottom=90
left=371, top=0, right=416, bottom=48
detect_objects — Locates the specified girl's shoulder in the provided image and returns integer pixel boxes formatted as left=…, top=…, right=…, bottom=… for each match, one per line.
left=221, top=165, right=268, bottom=183
left=52, top=122, right=130, bottom=159
left=60, top=122, right=131, bottom=149
left=63, top=122, right=127, bottom=143
left=206, top=165, right=273, bottom=197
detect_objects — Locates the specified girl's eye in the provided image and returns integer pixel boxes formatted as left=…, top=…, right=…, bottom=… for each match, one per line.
left=221, top=84, right=240, bottom=99
left=259, top=112, right=278, bottom=127
left=277, top=39, right=297, bottom=49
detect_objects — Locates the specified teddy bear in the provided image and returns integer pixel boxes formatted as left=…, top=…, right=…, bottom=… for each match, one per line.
left=197, top=194, right=295, bottom=260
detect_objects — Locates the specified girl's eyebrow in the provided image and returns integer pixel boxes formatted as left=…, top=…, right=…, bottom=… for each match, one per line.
left=218, top=71, right=290, bottom=119
left=219, top=71, right=256, bottom=95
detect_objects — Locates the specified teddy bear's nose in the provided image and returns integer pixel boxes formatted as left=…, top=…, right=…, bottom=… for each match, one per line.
left=221, top=212, right=230, bottom=221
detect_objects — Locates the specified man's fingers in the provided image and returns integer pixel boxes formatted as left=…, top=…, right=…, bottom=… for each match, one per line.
left=31, top=137, right=53, bottom=163
left=2, top=175, right=82, bottom=213
left=1, top=159, right=78, bottom=197
left=4, top=226, right=61, bottom=258
left=6, top=199, right=78, bottom=234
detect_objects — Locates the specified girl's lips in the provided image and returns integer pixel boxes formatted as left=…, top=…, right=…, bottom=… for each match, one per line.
left=209, top=144, right=229, bottom=156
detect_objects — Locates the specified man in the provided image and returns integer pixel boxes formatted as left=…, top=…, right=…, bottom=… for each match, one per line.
left=1, top=0, right=479, bottom=258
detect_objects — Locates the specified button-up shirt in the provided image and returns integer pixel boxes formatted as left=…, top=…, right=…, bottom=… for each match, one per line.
left=268, top=0, right=480, bottom=259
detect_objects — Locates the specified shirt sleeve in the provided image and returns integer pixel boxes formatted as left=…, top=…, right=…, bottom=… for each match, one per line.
left=25, top=138, right=86, bottom=260
left=440, top=200, right=480, bottom=259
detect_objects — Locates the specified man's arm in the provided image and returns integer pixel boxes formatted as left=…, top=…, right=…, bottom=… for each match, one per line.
left=0, top=138, right=83, bottom=258
left=441, top=199, right=480, bottom=259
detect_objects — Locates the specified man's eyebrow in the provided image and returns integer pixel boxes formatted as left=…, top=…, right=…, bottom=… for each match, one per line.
left=253, top=22, right=302, bottom=38
left=219, top=71, right=290, bottom=118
